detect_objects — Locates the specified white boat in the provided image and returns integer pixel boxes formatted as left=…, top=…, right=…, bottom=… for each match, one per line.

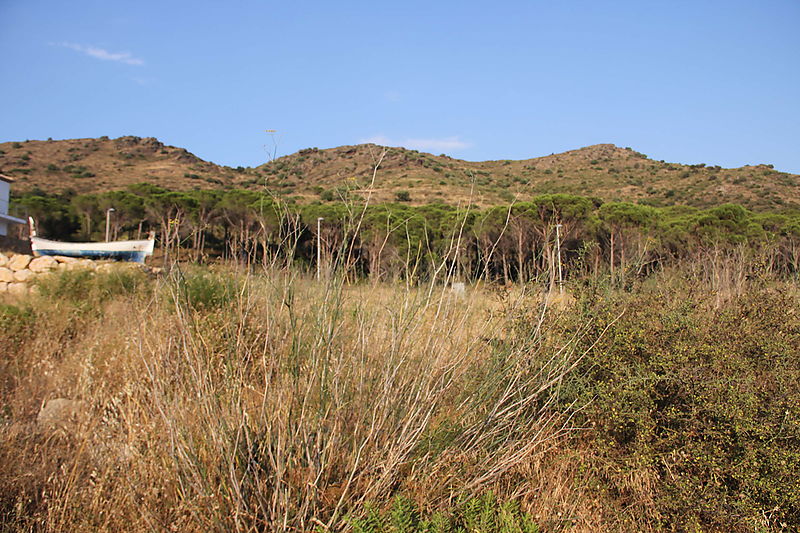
left=29, top=218, right=155, bottom=263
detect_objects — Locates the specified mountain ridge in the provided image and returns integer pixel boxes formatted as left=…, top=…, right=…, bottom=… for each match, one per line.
left=1, top=136, right=796, bottom=210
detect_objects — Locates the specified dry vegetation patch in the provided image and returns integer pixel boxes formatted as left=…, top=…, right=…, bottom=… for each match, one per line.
left=1, top=266, right=798, bottom=532
left=0, top=269, right=592, bottom=531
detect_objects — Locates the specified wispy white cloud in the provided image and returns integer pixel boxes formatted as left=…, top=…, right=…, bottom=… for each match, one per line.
left=54, top=42, right=145, bottom=66
left=361, top=135, right=472, bottom=153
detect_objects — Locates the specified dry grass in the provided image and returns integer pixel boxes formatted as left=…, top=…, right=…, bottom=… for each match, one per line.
left=0, top=268, right=607, bottom=532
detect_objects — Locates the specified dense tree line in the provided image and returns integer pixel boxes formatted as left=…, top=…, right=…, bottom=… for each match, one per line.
left=10, top=185, right=800, bottom=283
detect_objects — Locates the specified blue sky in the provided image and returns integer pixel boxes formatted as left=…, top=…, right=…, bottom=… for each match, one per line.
left=1, top=1, right=798, bottom=173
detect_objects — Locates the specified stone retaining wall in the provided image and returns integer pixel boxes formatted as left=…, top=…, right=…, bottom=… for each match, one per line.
left=0, top=252, right=157, bottom=295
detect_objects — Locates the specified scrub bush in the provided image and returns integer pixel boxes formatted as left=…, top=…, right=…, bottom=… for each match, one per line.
left=558, top=282, right=800, bottom=530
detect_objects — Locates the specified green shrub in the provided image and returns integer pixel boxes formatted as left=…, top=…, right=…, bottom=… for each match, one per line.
left=557, top=284, right=800, bottom=530
left=0, top=303, right=35, bottom=351
left=36, top=268, right=149, bottom=306
left=346, top=493, right=538, bottom=533
left=167, top=268, right=240, bottom=312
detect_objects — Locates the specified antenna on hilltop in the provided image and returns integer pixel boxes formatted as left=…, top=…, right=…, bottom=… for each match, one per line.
left=264, top=129, right=280, bottom=163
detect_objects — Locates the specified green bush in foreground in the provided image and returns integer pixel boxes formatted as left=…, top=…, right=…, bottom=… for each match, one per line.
left=558, top=282, right=800, bottom=531
left=347, top=494, right=538, bottom=533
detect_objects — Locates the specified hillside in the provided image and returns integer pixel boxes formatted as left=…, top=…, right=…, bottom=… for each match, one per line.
left=2, top=136, right=798, bottom=210
left=260, top=143, right=799, bottom=210
left=0, top=136, right=245, bottom=193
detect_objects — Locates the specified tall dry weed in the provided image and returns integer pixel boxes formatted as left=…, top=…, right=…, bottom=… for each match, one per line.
left=0, top=268, right=592, bottom=531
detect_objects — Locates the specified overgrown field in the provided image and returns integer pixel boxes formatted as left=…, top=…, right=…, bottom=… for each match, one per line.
left=0, top=266, right=798, bottom=532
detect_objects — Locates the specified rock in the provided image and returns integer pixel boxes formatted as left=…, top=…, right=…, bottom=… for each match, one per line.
left=53, top=255, right=78, bottom=264
left=0, top=282, right=7, bottom=293
left=8, top=254, right=32, bottom=272
left=0, top=267, right=13, bottom=283
left=29, top=256, right=58, bottom=273
left=7, top=282, right=28, bottom=296
left=0, top=253, right=7, bottom=267
left=13, top=269, right=35, bottom=282
left=65, top=259, right=96, bottom=271
left=37, top=398, right=86, bottom=429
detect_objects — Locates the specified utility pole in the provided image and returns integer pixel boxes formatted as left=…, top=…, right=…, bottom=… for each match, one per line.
left=555, top=223, right=564, bottom=294
left=317, top=217, right=324, bottom=280
left=105, top=207, right=115, bottom=242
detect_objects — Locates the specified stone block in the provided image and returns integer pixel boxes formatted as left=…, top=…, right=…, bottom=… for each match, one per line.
left=8, top=254, right=32, bottom=271
left=29, top=255, right=58, bottom=272
left=65, top=260, right=95, bottom=271
left=14, top=269, right=35, bottom=282
left=0, top=267, right=13, bottom=283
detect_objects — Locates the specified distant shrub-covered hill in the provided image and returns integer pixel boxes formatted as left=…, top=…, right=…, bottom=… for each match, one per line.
left=1, top=136, right=797, bottom=211
left=0, top=136, right=242, bottom=193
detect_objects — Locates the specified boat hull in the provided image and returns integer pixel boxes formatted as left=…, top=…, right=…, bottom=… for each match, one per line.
left=31, top=237, right=155, bottom=263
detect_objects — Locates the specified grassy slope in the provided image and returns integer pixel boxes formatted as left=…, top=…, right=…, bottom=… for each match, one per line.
left=0, top=136, right=243, bottom=193
left=2, top=136, right=798, bottom=210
